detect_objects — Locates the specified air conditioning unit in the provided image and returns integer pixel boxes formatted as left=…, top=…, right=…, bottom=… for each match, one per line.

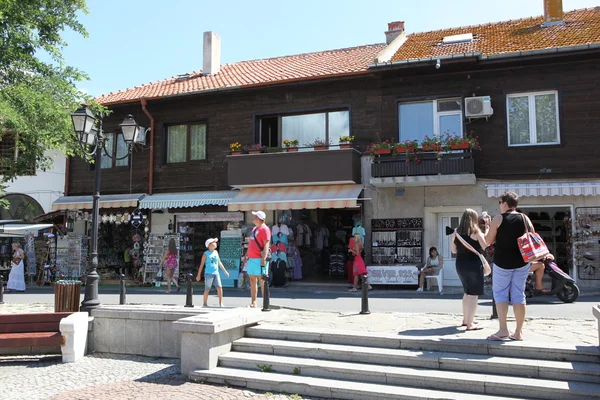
left=465, top=96, right=493, bottom=119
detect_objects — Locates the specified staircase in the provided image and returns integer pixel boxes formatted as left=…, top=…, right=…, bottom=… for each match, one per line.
left=190, top=325, right=600, bottom=400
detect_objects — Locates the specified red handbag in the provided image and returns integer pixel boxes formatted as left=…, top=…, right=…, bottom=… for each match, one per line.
left=517, top=214, right=550, bottom=263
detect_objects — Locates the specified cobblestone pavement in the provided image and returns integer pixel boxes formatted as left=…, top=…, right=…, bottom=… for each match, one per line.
left=0, top=353, right=320, bottom=400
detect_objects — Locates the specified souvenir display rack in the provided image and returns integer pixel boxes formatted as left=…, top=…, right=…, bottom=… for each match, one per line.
left=574, top=207, right=600, bottom=280
left=143, top=233, right=180, bottom=284
left=371, top=218, right=423, bottom=265
left=55, top=234, right=88, bottom=279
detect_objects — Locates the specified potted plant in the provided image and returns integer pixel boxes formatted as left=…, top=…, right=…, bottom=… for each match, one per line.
left=420, top=135, right=443, bottom=152
left=446, top=133, right=480, bottom=150
left=229, top=142, right=243, bottom=155
left=305, top=138, right=332, bottom=151
left=339, top=135, right=354, bottom=149
left=283, top=139, right=299, bottom=152
left=244, top=143, right=266, bottom=154
left=368, top=132, right=396, bottom=158
left=396, top=139, right=418, bottom=153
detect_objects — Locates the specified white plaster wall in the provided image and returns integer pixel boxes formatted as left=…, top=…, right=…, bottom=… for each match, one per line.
left=150, top=211, right=173, bottom=234
left=2, top=150, right=66, bottom=213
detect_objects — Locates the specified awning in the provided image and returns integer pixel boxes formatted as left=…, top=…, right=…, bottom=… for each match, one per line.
left=0, top=223, right=53, bottom=236
left=139, top=191, right=239, bottom=209
left=486, top=182, right=600, bottom=197
left=228, top=184, right=363, bottom=211
left=52, top=193, right=145, bottom=211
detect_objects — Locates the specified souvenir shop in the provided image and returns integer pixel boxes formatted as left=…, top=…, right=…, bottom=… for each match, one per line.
left=264, top=208, right=365, bottom=283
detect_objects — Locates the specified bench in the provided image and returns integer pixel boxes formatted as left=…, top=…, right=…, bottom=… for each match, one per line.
left=0, top=312, right=89, bottom=362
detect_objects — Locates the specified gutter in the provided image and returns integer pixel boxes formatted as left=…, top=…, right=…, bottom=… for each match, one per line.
left=140, top=98, right=154, bottom=195
left=370, top=43, right=600, bottom=68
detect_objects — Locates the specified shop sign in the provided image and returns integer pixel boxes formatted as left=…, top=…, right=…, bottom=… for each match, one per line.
left=366, top=265, right=419, bottom=285
left=219, top=229, right=242, bottom=288
left=176, top=212, right=243, bottom=223
left=130, top=209, right=146, bottom=228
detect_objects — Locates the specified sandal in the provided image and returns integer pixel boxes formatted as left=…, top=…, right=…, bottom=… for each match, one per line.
left=466, top=326, right=484, bottom=331
left=509, top=335, right=524, bottom=341
left=165, top=290, right=172, bottom=294
left=487, top=334, right=510, bottom=341
left=349, top=288, right=357, bottom=292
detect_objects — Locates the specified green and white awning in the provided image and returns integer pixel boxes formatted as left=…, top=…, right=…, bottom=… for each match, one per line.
left=139, top=191, right=239, bottom=209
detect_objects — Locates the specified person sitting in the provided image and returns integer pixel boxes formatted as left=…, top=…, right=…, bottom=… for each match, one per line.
left=530, top=254, right=554, bottom=293
left=416, top=247, right=443, bottom=292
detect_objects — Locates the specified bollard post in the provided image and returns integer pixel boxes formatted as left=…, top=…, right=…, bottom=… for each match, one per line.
left=184, top=273, right=194, bottom=308
left=490, top=295, right=498, bottom=319
left=0, top=275, right=4, bottom=305
left=119, top=273, right=126, bottom=305
left=261, top=273, right=271, bottom=312
left=360, top=274, right=370, bottom=315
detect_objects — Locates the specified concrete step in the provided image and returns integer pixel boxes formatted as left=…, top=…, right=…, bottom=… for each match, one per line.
left=233, top=337, right=600, bottom=384
left=191, top=366, right=518, bottom=400
left=218, top=351, right=600, bottom=400
left=246, top=325, right=600, bottom=363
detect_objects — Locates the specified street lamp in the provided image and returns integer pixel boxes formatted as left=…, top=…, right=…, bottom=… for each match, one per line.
left=70, top=105, right=139, bottom=312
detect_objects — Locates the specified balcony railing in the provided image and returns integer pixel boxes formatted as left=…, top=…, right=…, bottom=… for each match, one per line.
left=228, top=148, right=362, bottom=188
left=371, top=151, right=475, bottom=186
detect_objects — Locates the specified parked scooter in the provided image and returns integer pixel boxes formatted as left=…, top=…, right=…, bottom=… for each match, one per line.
left=525, top=258, right=580, bottom=303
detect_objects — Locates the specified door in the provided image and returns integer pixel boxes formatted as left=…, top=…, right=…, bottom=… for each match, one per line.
left=438, top=213, right=461, bottom=287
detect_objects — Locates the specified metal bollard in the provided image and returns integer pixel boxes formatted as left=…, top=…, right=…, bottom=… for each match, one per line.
left=360, top=274, right=370, bottom=315
left=261, top=273, right=271, bottom=312
left=184, top=273, right=194, bottom=308
left=0, top=275, right=4, bottom=305
left=490, top=295, right=498, bottom=319
left=119, top=273, right=126, bottom=305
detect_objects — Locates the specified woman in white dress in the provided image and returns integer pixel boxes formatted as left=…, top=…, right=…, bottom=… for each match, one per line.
left=7, top=242, right=26, bottom=292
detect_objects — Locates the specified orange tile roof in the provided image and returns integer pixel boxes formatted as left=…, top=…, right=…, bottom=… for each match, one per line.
left=389, top=7, right=600, bottom=63
left=98, top=44, right=385, bottom=105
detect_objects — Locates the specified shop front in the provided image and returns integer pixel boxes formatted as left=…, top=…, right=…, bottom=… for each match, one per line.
left=228, top=184, right=364, bottom=283
left=139, top=191, right=242, bottom=286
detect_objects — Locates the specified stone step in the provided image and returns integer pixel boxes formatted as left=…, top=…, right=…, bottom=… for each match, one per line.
left=191, top=366, right=517, bottom=400
left=233, top=337, right=600, bottom=384
left=218, top=352, right=600, bottom=400
left=246, top=325, right=600, bottom=363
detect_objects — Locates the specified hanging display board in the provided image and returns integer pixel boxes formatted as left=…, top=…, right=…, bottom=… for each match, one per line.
left=55, top=234, right=88, bottom=279
left=219, top=229, right=242, bottom=287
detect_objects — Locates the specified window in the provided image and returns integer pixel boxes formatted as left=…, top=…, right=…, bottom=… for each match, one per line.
left=506, top=91, right=559, bottom=146
left=101, top=133, right=129, bottom=169
left=0, top=135, right=35, bottom=176
left=167, top=123, right=207, bottom=163
left=259, top=109, right=349, bottom=148
left=398, top=98, right=462, bottom=142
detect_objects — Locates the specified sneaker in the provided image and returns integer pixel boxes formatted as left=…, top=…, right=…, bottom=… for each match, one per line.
left=416, top=288, right=423, bottom=292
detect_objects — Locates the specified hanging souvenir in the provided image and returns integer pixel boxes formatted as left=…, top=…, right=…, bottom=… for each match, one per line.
left=101, top=214, right=109, bottom=224
left=109, top=214, right=116, bottom=223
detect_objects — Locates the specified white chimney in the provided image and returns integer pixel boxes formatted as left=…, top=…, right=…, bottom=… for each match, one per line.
left=543, top=0, right=564, bottom=27
left=203, top=31, right=221, bottom=75
left=385, top=21, right=405, bottom=45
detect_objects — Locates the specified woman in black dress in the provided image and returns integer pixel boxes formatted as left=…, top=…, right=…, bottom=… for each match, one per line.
left=451, top=209, right=488, bottom=330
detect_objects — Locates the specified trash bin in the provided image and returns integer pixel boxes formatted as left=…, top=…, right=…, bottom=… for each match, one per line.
left=54, top=280, right=82, bottom=312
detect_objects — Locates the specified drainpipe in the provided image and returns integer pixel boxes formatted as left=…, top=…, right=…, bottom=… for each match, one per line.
left=140, top=98, right=155, bottom=194
left=64, top=156, right=70, bottom=196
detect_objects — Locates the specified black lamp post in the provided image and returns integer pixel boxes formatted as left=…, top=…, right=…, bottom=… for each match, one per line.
left=71, top=106, right=141, bottom=312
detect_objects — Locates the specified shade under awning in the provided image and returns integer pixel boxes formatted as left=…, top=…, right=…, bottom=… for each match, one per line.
left=228, top=184, right=363, bottom=211
left=0, top=223, right=53, bottom=236
left=139, top=191, right=238, bottom=209
left=486, top=182, right=600, bottom=197
left=52, top=193, right=145, bottom=211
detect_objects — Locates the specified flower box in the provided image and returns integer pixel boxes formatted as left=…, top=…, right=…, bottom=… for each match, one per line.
left=450, top=143, right=470, bottom=150
left=373, top=148, right=392, bottom=155
left=396, top=145, right=415, bottom=153
left=421, top=144, right=443, bottom=151
left=286, top=147, right=298, bottom=152
left=231, top=151, right=243, bottom=155
left=314, top=145, right=329, bottom=151
left=339, top=143, right=352, bottom=149
left=248, top=150, right=262, bottom=154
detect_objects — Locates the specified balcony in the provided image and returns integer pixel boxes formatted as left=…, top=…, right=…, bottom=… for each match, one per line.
left=370, top=151, right=476, bottom=187
left=228, top=148, right=362, bottom=188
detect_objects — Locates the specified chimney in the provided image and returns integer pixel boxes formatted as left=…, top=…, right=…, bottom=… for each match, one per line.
left=203, top=31, right=221, bottom=75
left=385, top=21, right=405, bottom=45
left=543, top=0, right=564, bottom=26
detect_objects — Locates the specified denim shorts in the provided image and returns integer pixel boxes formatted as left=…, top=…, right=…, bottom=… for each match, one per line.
left=204, top=273, right=222, bottom=290
left=492, top=263, right=530, bottom=304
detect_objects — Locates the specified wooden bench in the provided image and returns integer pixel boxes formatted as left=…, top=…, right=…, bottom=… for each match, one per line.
left=0, top=313, right=73, bottom=354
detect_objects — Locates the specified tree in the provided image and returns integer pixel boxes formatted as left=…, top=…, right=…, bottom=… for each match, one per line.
left=0, top=0, right=100, bottom=184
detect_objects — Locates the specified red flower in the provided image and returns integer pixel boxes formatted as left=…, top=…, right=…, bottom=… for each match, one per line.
left=375, top=132, right=380, bottom=136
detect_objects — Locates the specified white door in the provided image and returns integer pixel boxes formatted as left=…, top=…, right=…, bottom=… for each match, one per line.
left=438, top=213, right=462, bottom=287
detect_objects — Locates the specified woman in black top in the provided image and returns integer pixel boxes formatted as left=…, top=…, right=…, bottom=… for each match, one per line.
left=484, top=191, right=533, bottom=341
left=452, top=209, right=488, bottom=331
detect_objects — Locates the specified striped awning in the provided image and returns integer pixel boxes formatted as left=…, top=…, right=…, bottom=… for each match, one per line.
left=52, top=194, right=145, bottom=211
left=486, top=182, right=600, bottom=197
left=228, top=185, right=363, bottom=211
left=139, top=191, right=238, bottom=209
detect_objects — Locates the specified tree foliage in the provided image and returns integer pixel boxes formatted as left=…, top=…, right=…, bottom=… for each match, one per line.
left=0, top=0, right=100, bottom=184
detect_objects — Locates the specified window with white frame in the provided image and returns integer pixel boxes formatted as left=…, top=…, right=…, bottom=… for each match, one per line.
left=398, top=98, right=462, bottom=143
left=506, top=91, right=559, bottom=146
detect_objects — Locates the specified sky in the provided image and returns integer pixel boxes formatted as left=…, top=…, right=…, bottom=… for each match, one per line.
left=58, top=0, right=600, bottom=97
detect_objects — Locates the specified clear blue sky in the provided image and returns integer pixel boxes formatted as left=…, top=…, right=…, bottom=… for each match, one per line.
left=60, top=0, right=599, bottom=96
